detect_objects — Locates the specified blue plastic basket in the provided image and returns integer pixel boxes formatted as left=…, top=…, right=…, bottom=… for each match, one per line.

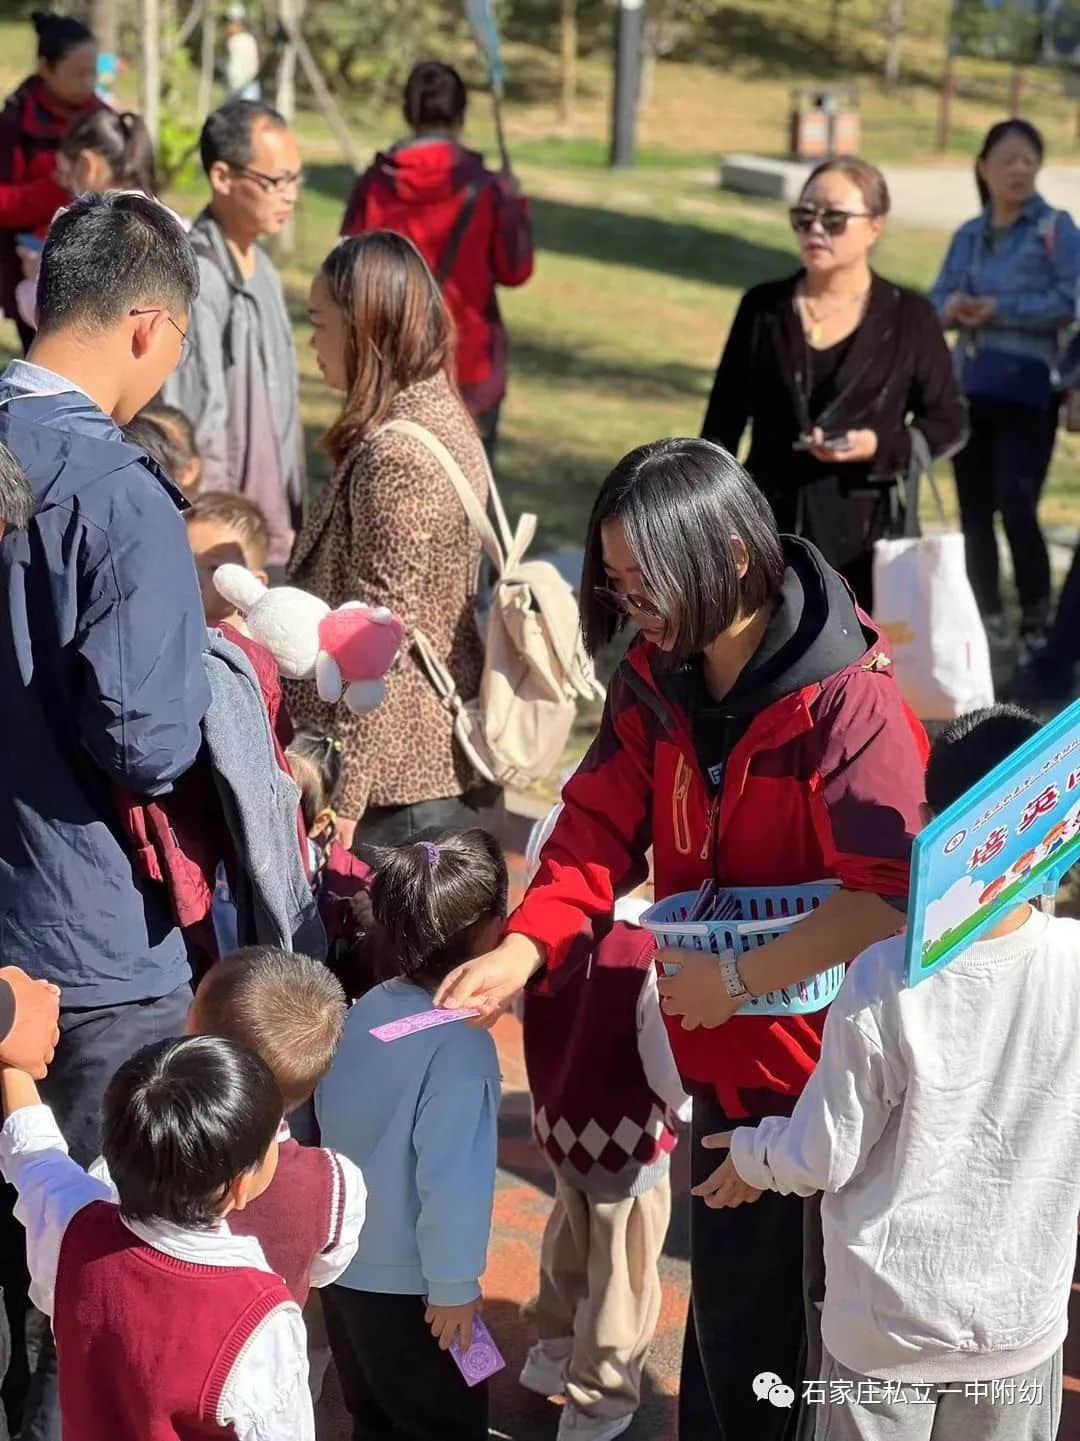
left=640, top=881, right=843, bottom=1016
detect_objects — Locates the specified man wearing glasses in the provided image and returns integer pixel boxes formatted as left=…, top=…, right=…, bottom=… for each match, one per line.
left=163, top=99, right=305, bottom=574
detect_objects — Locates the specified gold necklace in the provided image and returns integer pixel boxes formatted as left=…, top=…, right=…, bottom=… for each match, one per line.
left=798, top=286, right=870, bottom=346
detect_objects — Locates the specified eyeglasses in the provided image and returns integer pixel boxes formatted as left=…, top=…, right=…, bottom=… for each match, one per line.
left=789, top=205, right=874, bottom=237
left=230, top=165, right=305, bottom=194
left=129, top=308, right=192, bottom=361
left=593, top=585, right=665, bottom=623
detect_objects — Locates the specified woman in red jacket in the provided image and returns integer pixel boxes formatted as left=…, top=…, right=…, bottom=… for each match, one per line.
left=0, top=11, right=100, bottom=351
left=340, top=60, right=533, bottom=463
left=438, top=438, right=928, bottom=1441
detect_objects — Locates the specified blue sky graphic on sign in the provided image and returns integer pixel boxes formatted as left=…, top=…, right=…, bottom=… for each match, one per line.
left=905, top=698, right=1080, bottom=987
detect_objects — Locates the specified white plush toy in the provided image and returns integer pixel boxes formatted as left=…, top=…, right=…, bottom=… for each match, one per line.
left=213, top=564, right=404, bottom=715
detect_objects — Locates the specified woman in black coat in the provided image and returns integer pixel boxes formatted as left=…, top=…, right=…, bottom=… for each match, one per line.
left=703, top=157, right=968, bottom=610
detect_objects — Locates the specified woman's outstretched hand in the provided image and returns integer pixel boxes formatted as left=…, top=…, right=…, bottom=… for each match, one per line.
left=435, top=933, right=544, bottom=1028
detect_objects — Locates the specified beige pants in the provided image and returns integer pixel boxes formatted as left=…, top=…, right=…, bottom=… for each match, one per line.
left=533, top=1172, right=671, bottom=1420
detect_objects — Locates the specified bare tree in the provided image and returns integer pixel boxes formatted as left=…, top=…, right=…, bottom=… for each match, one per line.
left=197, top=0, right=216, bottom=119
left=882, top=0, right=905, bottom=88
left=559, top=0, right=577, bottom=134
left=142, top=0, right=161, bottom=143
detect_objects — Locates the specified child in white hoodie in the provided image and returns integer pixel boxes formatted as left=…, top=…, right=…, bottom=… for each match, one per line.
left=700, top=705, right=1078, bottom=1441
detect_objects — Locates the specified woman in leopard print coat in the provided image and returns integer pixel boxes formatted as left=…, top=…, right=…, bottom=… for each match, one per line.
left=287, top=232, right=499, bottom=845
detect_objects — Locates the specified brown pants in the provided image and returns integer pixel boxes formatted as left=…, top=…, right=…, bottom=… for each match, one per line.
left=533, top=1172, right=671, bottom=1420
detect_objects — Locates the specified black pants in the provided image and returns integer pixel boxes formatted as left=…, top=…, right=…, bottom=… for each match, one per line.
left=678, top=1093, right=818, bottom=1441
left=322, top=1285, right=489, bottom=1440
left=474, top=404, right=501, bottom=469
left=352, top=784, right=504, bottom=853
left=952, top=396, right=1057, bottom=624
left=1, top=984, right=192, bottom=1440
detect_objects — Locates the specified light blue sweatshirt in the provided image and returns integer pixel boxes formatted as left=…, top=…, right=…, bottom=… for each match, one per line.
left=316, top=980, right=501, bottom=1306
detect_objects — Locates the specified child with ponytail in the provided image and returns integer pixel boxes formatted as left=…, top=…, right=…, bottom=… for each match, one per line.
left=316, top=828, right=507, bottom=1441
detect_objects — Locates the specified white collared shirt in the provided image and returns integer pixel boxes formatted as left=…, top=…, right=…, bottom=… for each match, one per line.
left=0, top=1105, right=314, bottom=1441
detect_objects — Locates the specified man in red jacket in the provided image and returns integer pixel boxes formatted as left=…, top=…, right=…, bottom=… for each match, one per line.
left=340, top=60, right=534, bottom=462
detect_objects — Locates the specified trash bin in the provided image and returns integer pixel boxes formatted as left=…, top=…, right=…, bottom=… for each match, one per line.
left=789, top=86, right=861, bottom=160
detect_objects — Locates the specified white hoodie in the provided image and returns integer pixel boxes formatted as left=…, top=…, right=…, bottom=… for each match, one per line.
left=730, top=909, right=1080, bottom=1382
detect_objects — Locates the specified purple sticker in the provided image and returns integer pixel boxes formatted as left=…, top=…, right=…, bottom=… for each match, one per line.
left=370, top=1008, right=480, bottom=1043
left=449, top=1317, right=505, bottom=1386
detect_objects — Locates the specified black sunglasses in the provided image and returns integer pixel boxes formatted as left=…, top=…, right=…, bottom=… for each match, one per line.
left=789, top=205, right=874, bottom=237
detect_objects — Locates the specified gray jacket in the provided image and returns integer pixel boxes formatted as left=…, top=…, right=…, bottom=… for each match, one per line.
left=162, top=210, right=305, bottom=567
left=205, top=630, right=325, bottom=960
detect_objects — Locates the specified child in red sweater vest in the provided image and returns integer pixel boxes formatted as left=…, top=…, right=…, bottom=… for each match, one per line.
left=0, top=1035, right=312, bottom=1441
left=186, top=948, right=367, bottom=1306
left=519, top=805, right=689, bottom=1441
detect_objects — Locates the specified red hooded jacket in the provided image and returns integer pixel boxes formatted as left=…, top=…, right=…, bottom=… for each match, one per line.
left=509, top=539, right=929, bottom=1121
left=0, top=76, right=102, bottom=322
left=341, top=138, right=534, bottom=415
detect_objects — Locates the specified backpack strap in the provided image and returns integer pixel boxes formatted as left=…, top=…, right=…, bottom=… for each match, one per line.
left=376, top=418, right=510, bottom=570
left=436, top=181, right=481, bottom=286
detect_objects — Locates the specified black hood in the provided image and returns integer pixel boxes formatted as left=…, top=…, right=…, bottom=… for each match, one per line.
left=657, top=536, right=872, bottom=789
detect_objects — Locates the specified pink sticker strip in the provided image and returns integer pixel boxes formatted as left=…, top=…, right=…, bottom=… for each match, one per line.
left=370, top=1008, right=480, bottom=1043
left=449, top=1317, right=505, bottom=1386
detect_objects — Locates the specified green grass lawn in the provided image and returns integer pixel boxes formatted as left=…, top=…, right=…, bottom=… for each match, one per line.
left=5, top=7, right=1080, bottom=546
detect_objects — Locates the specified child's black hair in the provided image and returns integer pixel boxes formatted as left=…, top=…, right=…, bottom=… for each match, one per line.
left=287, top=726, right=345, bottom=829
left=367, top=828, right=507, bottom=991
left=102, top=1035, right=282, bottom=1230
left=925, top=704, right=1042, bottom=816
left=0, top=443, right=33, bottom=530
left=123, top=413, right=176, bottom=477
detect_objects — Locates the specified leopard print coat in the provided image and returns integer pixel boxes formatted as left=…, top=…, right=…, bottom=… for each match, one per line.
left=285, top=371, right=487, bottom=818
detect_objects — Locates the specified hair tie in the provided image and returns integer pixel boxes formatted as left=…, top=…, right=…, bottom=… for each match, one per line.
left=331, top=737, right=344, bottom=753
left=421, top=841, right=440, bottom=869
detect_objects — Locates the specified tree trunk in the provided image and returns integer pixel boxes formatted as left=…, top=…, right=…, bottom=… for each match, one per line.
left=275, top=0, right=300, bottom=255
left=197, top=0, right=216, bottom=119
left=91, top=0, right=119, bottom=102
left=558, top=0, right=577, bottom=135
left=883, top=0, right=904, bottom=88
left=142, top=0, right=161, bottom=145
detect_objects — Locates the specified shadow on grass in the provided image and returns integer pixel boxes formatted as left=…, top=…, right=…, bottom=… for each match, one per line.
left=303, top=165, right=795, bottom=291
left=530, top=196, right=794, bottom=290
left=513, top=333, right=709, bottom=404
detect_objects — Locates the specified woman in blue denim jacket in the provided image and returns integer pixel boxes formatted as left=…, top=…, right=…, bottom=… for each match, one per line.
left=931, top=119, right=1080, bottom=652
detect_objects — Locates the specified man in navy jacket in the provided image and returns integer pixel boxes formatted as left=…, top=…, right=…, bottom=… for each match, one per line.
left=0, top=192, right=207, bottom=1439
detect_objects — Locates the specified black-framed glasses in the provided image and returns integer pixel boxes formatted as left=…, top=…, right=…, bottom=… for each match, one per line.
left=129, top=307, right=192, bottom=361
left=789, top=204, right=874, bottom=237
left=230, top=164, right=305, bottom=194
left=593, top=584, right=666, bottom=623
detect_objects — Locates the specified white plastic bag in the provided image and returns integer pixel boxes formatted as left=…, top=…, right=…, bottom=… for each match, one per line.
left=872, top=531, right=994, bottom=721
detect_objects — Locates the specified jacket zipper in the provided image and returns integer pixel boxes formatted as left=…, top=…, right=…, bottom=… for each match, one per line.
left=672, top=752, right=693, bottom=856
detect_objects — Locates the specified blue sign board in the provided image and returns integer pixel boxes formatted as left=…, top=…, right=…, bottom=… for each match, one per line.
left=905, top=698, right=1080, bottom=986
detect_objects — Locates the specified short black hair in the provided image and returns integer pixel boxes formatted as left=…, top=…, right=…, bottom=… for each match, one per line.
left=287, top=726, right=345, bottom=828
left=36, top=191, right=198, bottom=335
left=200, top=100, right=287, bottom=174
left=925, top=705, right=1042, bottom=816
left=403, top=61, right=467, bottom=131
left=192, top=948, right=347, bottom=1110
left=367, top=828, right=507, bottom=990
left=102, top=1035, right=282, bottom=1230
left=580, top=437, right=785, bottom=660
left=32, top=9, right=92, bottom=65
left=0, top=443, right=34, bottom=530
left=123, top=414, right=176, bottom=475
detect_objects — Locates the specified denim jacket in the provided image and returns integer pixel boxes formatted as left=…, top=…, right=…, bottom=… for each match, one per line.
left=930, top=193, right=1080, bottom=378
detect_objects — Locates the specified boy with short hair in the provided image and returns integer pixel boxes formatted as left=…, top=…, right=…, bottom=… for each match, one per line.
left=185, top=490, right=270, bottom=627
left=0, top=1034, right=314, bottom=1440
left=185, top=946, right=365, bottom=1306
left=703, top=704, right=1080, bottom=1441
left=124, top=402, right=202, bottom=497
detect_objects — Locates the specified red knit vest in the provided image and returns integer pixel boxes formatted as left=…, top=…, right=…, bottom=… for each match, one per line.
left=522, top=923, right=677, bottom=1178
left=53, top=1202, right=293, bottom=1441
left=228, top=1139, right=344, bottom=1306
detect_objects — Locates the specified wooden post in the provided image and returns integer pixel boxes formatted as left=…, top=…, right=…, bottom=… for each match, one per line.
left=558, top=0, right=577, bottom=135
left=937, top=51, right=955, bottom=154
left=1009, top=65, right=1024, bottom=115
left=197, top=0, right=216, bottom=120
left=142, top=0, right=161, bottom=145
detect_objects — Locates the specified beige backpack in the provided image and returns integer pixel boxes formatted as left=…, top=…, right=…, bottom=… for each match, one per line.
left=379, top=419, right=603, bottom=789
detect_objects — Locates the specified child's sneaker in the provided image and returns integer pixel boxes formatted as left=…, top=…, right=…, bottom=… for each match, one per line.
left=556, top=1405, right=634, bottom=1440
left=519, top=1336, right=571, bottom=1396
